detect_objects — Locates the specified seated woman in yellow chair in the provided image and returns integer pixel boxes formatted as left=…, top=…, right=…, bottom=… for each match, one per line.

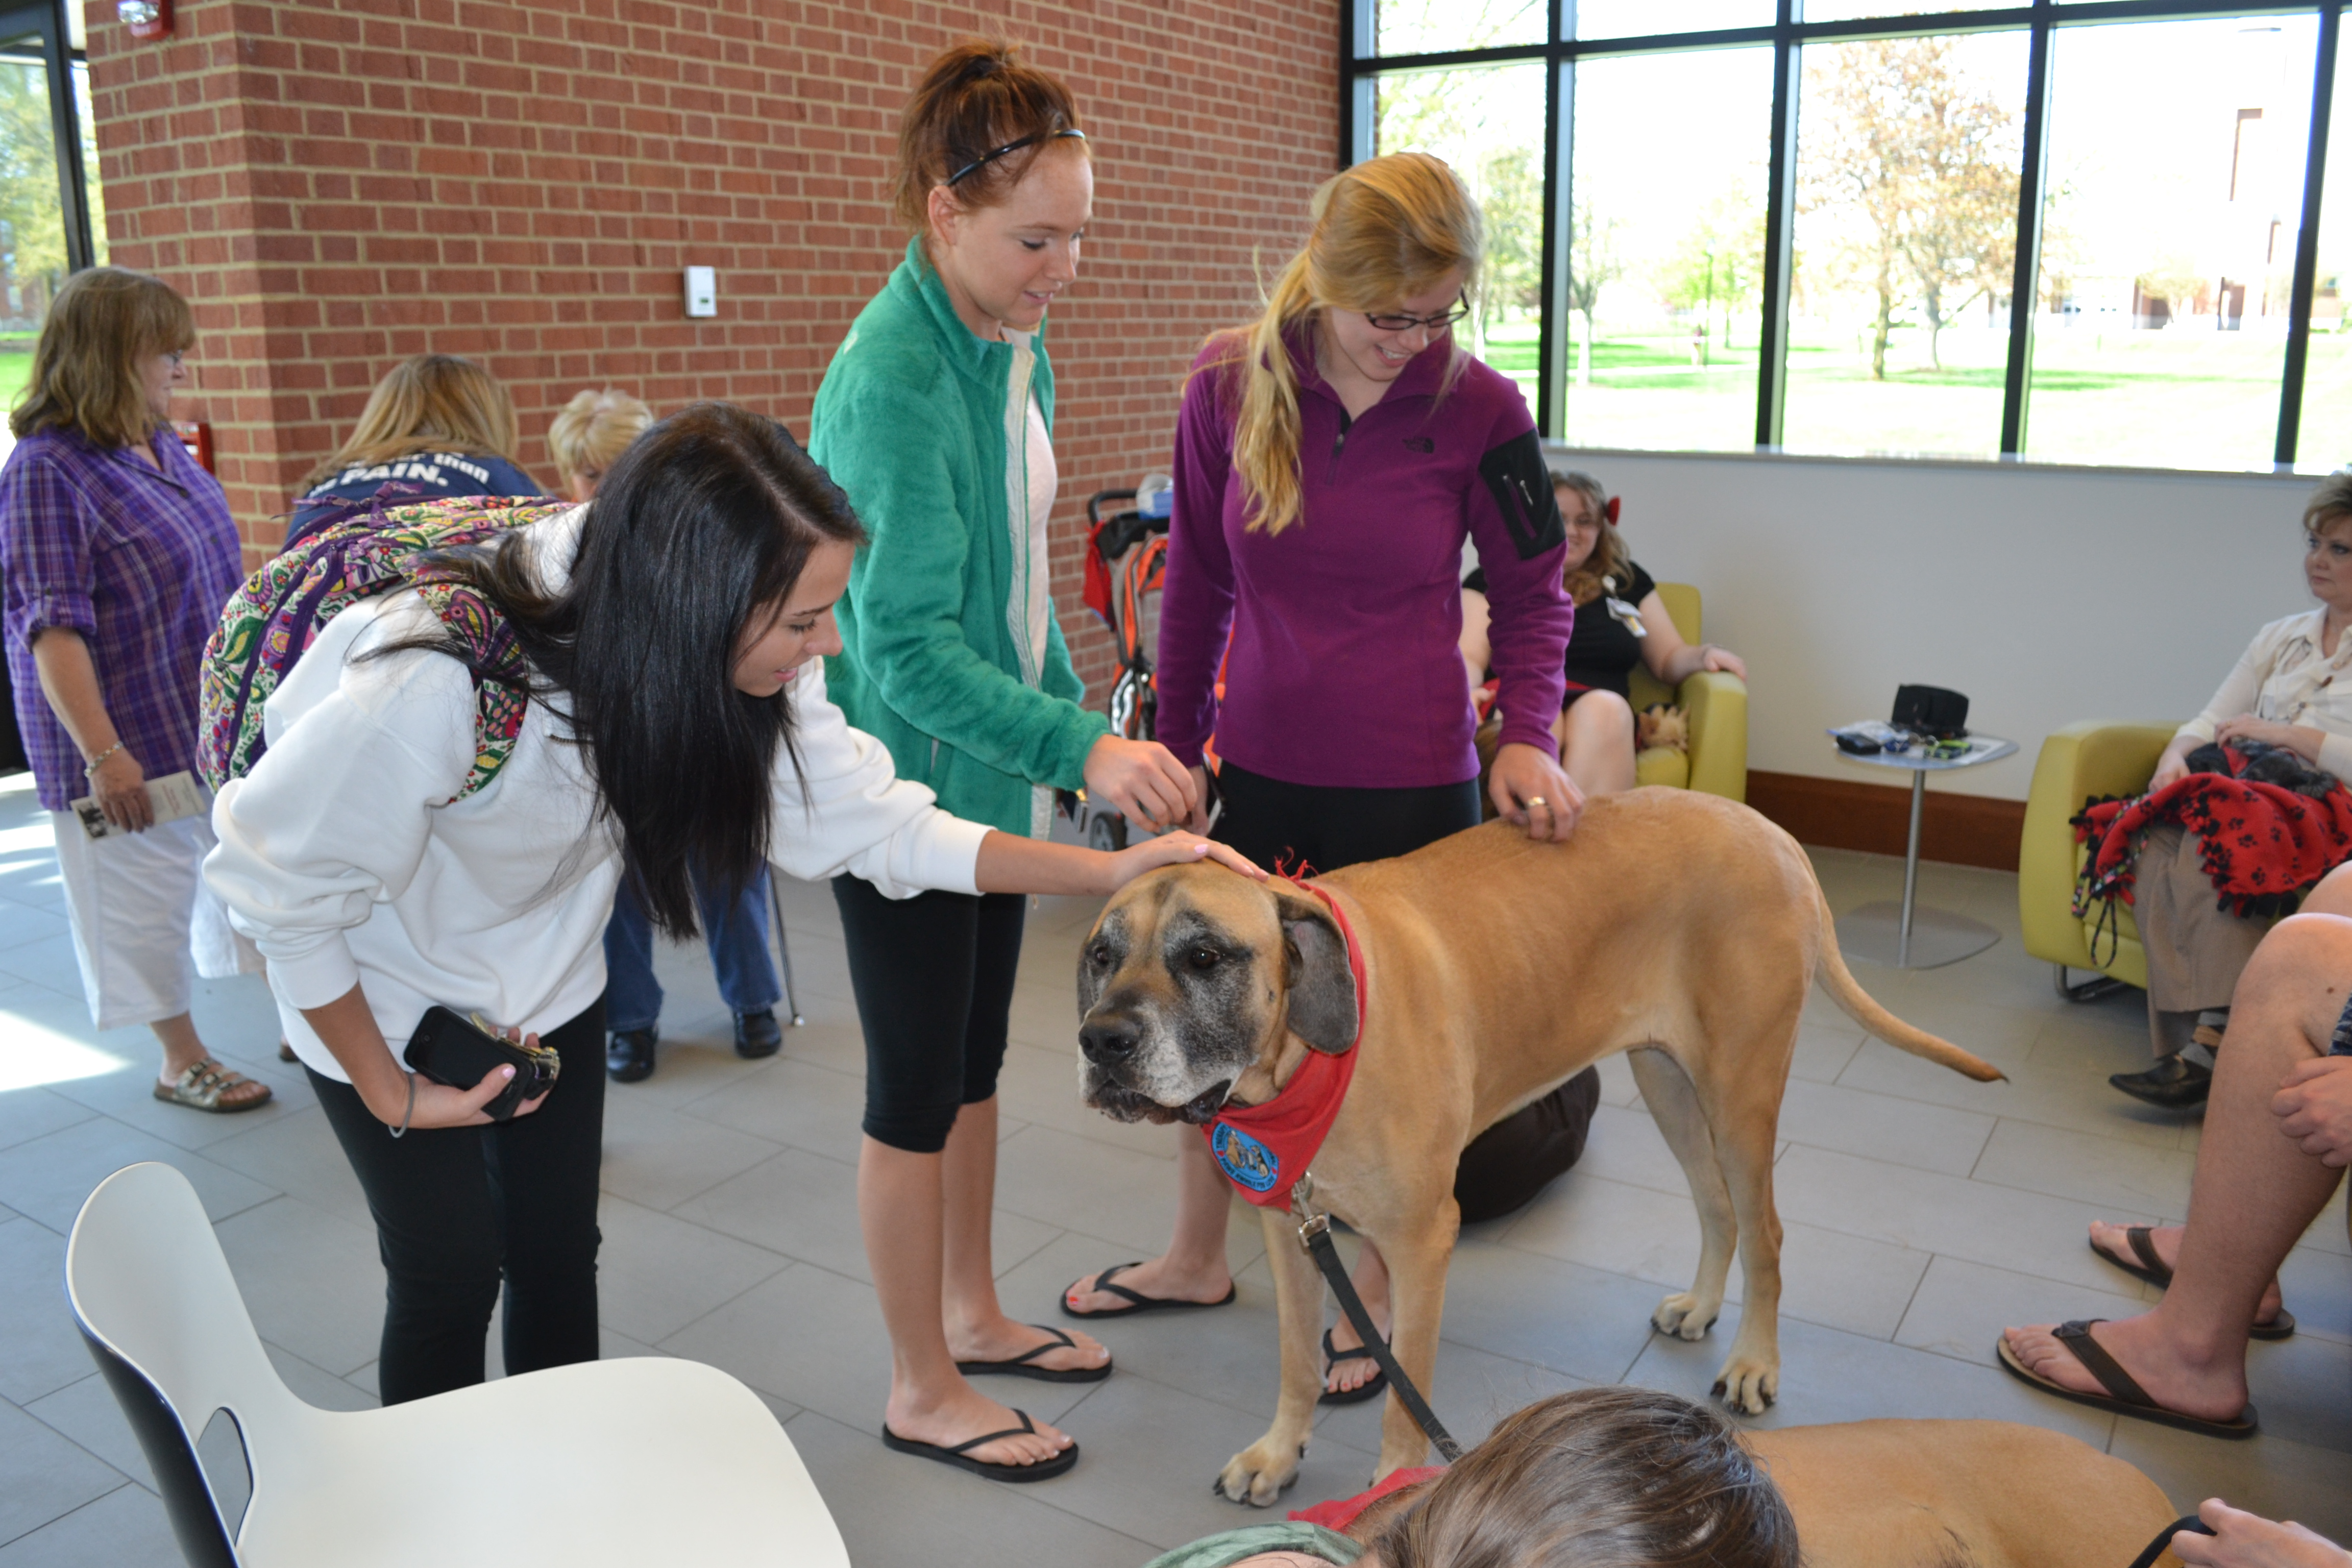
left=1461, top=470, right=1745, bottom=796
left=2109, top=474, right=2352, bottom=1111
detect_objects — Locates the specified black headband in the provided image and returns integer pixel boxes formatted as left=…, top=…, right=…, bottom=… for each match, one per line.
left=945, top=127, right=1087, bottom=187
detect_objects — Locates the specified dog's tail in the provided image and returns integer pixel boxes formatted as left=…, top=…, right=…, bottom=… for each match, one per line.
left=1811, top=886, right=2007, bottom=1082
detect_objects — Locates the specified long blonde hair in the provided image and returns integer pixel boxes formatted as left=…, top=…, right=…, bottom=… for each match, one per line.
left=1215, top=152, right=1482, bottom=537
left=306, top=353, right=520, bottom=485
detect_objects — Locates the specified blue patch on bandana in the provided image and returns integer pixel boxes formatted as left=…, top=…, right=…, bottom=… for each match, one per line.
left=1211, top=1122, right=1279, bottom=1193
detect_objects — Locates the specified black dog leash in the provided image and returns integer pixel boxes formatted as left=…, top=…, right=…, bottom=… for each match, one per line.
left=1290, top=1174, right=1463, bottom=1463
left=2126, top=1516, right=2215, bottom=1568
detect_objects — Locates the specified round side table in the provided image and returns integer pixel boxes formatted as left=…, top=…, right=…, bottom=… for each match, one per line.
left=1826, top=731, right=2018, bottom=969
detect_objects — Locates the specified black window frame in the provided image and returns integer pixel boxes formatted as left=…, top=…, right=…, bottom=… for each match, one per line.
left=1341, top=0, right=2347, bottom=470
left=0, top=0, right=99, bottom=276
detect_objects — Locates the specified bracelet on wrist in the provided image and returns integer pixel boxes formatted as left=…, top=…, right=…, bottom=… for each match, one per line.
left=82, top=742, right=124, bottom=777
left=387, top=1072, right=416, bottom=1139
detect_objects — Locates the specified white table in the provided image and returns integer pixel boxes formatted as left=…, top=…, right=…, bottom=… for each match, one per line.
left=1826, top=730, right=2018, bottom=969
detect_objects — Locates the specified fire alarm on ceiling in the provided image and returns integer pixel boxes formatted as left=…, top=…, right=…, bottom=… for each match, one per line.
left=118, top=0, right=172, bottom=40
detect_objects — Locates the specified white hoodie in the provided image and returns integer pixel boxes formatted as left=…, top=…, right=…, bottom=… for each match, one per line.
left=204, top=505, right=988, bottom=1082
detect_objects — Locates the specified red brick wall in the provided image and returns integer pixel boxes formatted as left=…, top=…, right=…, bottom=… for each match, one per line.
left=82, top=0, right=1339, bottom=696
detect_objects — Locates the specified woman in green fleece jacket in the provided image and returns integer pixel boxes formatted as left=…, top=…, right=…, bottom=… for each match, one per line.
left=807, top=41, right=1203, bottom=1482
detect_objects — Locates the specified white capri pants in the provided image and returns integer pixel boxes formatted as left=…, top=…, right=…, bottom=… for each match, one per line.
left=50, top=812, right=259, bottom=1032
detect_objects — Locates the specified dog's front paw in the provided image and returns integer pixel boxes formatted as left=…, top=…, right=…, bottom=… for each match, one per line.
left=1711, top=1355, right=1778, bottom=1415
left=1213, top=1437, right=1304, bottom=1507
left=1652, top=1291, right=1718, bottom=1341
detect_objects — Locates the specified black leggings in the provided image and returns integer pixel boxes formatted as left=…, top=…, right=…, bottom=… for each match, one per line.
left=310, top=999, right=606, bottom=1406
left=1215, top=761, right=1601, bottom=1221
left=832, top=876, right=1027, bottom=1154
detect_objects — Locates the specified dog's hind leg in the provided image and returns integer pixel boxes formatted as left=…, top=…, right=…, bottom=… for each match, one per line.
left=1706, top=1093, right=1784, bottom=1416
left=1214, top=1206, right=1329, bottom=1506
left=1628, top=1047, right=1736, bottom=1343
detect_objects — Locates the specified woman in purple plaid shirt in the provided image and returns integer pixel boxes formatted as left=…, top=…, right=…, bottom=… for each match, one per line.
left=0, top=267, right=270, bottom=1113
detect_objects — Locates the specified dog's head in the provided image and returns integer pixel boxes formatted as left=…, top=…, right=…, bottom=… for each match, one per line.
left=1074, top=865, right=1358, bottom=1124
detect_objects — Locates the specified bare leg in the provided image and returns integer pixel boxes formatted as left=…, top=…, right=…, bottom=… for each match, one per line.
left=860, top=1133, right=1071, bottom=1466
left=938, top=1096, right=1105, bottom=1371
left=1064, top=1123, right=1235, bottom=1312
left=1325, top=1240, right=1391, bottom=1394
left=1554, top=690, right=1638, bottom=798
left=2085, top=1219, right=2285, bottom=1326
left=2005, top=913, right=2352, bottom=1417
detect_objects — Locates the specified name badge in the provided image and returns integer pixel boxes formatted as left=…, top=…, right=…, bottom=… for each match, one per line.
left=1605, top=597, right=1647, bottom=636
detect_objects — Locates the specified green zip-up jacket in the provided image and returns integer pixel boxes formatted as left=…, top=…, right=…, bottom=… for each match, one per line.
left=810, top=240, right=1106, bottom=840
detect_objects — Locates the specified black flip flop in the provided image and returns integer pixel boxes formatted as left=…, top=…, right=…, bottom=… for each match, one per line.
left=1319, top=1326, right=1388, bottom=1406
left=881, top=1408, right=1080, bottom=1482
left=955, top=1324, right=1111, bottom=1383
left=1060, top=1261, right=1238, bottom=1320
left=2089, top=1227, right=2296, bottom=1340
left=1995, top=1320, right=2257, bottom=1439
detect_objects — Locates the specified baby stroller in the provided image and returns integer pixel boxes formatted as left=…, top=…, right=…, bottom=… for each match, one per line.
left=1060, top=486, right=1170, bottom=851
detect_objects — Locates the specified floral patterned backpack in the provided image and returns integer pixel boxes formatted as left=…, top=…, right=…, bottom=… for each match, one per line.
left=199, top=492, right=571, bottom=802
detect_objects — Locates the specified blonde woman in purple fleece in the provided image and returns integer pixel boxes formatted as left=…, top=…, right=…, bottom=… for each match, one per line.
left=1059, top=155, right=1590, bottom=1382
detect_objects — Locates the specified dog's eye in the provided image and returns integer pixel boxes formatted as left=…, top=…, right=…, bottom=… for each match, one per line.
left=1088, top=942, right=1113, bottom=967
left=1187, top=947, right=1220, bottom=971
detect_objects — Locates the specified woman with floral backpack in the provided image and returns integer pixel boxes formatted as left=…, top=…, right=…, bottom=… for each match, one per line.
left=201, top=404, right=1262, bottom=1406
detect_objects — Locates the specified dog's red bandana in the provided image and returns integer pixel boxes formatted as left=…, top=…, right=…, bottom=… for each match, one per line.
left=1200, top=881, right=1367, bottom=1208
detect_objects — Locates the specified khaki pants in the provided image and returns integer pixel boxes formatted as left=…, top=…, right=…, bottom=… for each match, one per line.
left=2133, top=824, right=2275, bottom=1057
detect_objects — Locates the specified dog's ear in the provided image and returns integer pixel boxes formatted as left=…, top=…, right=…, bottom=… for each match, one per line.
left=1274, top=889, right=1358, bottom=1054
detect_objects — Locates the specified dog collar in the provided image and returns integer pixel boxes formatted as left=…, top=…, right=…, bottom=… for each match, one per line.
left=1202, top=880, right=1368, bottom=1209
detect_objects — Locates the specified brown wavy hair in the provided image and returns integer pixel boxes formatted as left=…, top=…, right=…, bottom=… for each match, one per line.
left=1557, top=470, right=1633, bottom=609
left=892, top=39, right=1086, bottom=236
left=304, top=354, right=520, bottom=486
left=10, top=267, right=195, bottom=451
left=1208, top=153, right=1482, bottom=538
left=1368, top=1387, right=1799, bottom=1568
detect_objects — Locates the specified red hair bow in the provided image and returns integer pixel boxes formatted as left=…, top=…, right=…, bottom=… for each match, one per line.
left=1603, top=496, right=1621, bottom=525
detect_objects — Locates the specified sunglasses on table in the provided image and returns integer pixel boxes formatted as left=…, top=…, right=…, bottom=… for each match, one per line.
left=1363, top=293, right=1471, bottom=333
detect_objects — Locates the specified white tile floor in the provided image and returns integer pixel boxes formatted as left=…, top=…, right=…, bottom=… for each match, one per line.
left=1, top=769, right=2347, bottom=1565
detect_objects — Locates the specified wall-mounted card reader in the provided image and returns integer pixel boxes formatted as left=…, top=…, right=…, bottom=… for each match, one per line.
left=684, top=266, right=717, bottom=318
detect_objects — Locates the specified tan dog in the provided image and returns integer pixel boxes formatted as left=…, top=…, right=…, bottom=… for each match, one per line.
left=1336, top=1418, right=2184, bottom=1567
left=1074, top=791, right=2003, bottom=1504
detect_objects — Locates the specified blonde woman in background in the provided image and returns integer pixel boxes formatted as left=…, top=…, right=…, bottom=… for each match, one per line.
left=287, top=352, right=543, bottom=545
left=1063, top=153, right=1592, bottom=1405
left=550, top=387, right=792, bottom=1083
left=0, top=267, right=269, bottom=1112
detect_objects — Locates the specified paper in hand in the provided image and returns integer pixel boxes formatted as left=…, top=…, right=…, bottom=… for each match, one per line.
left=71, top=770, right=209, bottom=840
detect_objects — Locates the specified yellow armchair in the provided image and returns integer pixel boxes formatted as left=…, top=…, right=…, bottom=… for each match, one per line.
left=2018, top=719, right=2179, bottom=996
left=1627, top=582, right=1748, bottom=801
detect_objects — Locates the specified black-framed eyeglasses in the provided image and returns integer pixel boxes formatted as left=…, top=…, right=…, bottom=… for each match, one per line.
left=1364, top=294, right=1469, bottom=333
left=946, top=127, right=1088, bottom=187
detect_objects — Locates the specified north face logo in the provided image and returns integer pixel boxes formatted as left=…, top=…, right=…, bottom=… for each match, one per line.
left=1403, top=436, right=1434, bottom=453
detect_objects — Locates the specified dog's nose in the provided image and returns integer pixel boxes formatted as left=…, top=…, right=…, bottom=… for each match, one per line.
left=1080, top=1016, right=1141, bottom=1065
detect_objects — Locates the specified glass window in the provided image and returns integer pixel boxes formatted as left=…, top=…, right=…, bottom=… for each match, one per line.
left=2025, top=16, right=2317, bottom=470
left=2293, top=33, right=2352, bottom=470
left=1798, top=4, right=1961, bottom=21
left=72, top=60, right=102, bottom=267
left=1558, top=46, right=1775, bottom=450
left=1782, top=30, right=2030, bottom=458
left=1374, top=0, right=1545, bottom=56
left=1571, top=2, right=1773, bottom=41
left=0, top=27, right=65, bottom=427
left=1373, top=62, right=1548, bottom=419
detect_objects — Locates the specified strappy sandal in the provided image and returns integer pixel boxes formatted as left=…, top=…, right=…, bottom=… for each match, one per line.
left=881, top=1408, right=1079, bottom=1482
left=2089, top=1226, right=2295, bottom=1339
left=153, top=1059, right=272, bottom=1114
left=1319, top=1326, right=1388, bottom=1406
left=1996, top=1320, right=2257, bottom=1439
left=1060, top=1261, right=1237, bottom=1319
left=954, top=1324, right=1111, bottom=1384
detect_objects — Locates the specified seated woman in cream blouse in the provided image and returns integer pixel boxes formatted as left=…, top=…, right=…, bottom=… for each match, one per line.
left=2112, top=473, right=2352, bottom=1112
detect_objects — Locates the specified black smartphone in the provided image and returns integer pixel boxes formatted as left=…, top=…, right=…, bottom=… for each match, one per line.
left=1834, top=732, right=1881, bottom=755
left=404, top=1006, right=559, bottom=1121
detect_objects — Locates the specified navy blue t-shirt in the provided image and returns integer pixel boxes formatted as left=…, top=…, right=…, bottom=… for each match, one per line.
left=286, top=451, right=545, bottom=546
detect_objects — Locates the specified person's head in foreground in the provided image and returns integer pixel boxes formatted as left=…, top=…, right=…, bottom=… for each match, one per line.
left=547, top=386, right=654, bottom=502
left=1185, top=1387, right=1799, bottom=1568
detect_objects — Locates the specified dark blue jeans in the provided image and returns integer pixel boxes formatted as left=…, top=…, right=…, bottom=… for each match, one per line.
left=602, top=868, right=780, bottom=1033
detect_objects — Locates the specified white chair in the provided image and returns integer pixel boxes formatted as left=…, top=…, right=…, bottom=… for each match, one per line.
left=66, top=1162, right=848, bottom=1568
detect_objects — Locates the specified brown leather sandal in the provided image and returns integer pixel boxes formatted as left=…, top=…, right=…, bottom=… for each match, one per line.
left=153, top=1059, right=273, bottom=1113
